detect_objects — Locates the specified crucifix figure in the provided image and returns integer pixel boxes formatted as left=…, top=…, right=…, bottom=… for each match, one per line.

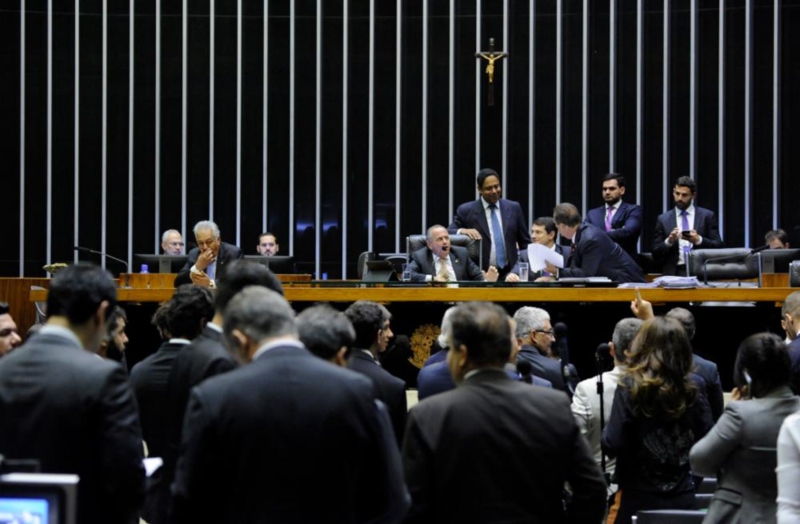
left=475, top=38, right=508, bottom=107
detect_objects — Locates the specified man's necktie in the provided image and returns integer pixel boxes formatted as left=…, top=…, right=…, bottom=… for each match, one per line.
left=437, top=259, right=449, bottom=281
left=605, top=206, right=614, bottom=232
left=207, top=260, right=215, bottom=280
left=681, top=210, right=690, bottom=233
left=489, top=204, right=507, bottom=269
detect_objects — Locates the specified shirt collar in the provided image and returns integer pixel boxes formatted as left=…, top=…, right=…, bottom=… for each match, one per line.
left=675, top=204, right=696, bottom=216
left=206, top=322, right=223, bottom=334
left=481, top=197, right=498, bottom=210
left=168, top=338, right=192, bottom=345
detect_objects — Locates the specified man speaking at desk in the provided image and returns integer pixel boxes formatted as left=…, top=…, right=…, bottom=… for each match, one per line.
left=545, top=203, right=645, bottom=284
left=175, top=220, right=244, bottom=288
left=407, top=225, right=497, bottom=283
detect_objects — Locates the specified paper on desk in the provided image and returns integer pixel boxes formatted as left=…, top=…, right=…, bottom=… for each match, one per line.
left=526, top=243, right=564, bottom=272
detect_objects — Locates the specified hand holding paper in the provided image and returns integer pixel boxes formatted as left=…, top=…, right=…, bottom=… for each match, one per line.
left=526, top=243, right=564, bottom=272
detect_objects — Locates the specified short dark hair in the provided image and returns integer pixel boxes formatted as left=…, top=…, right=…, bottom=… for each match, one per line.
left=665, top=308, right=696, bottom=340
left=532, top=217, right=557, bottom=236
left=603, top=173, right=626, bottom=188
left=106, top=306, right=127, bottom=339
left=733, top=332, right=791, bottom=398
left=259, top=232, right=279, bottom=243
left=553, top=203, right=582, bottom=227
left=167, top=285, right=215, bottom=339
left=476, top=168, right=500, bottom=190
left=674, top=176, right=697, bottom=193
left=47, top=264, right=118, bottom=325
left=344, top=301, right=392, bottom=349
left=151, top=301, right=171, bottom=333
left=449, top=302, right=511, bottom=367
left=765, top=229, right=789, bottom=245
left=214, top=260, right=284, bottom=312
left=297, top=305, right=356, bottom=360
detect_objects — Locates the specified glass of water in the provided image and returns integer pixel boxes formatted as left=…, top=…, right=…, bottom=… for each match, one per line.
left=518, top=262, right=529, bottom=282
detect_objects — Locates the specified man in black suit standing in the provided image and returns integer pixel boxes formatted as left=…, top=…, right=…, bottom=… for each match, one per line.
left=0, top=265, right=145, bottom=524
left=403, top=302, right=606, bottom=523
left=345, top=300, right=408, bottom=445
left=652, top=176, right=724, bottom=275
left=130, top=285, right=214, bottom=524
left=448, top=168, right=531, bottom=279
left=174, top=220, right=244, bottom=287
left=546, top=203, right=645, bottom=283
left=407, top=225, right=498, bottom=282
left=171, top=287, right=408, bottom=523
left=584, top=173, right=643, bottom=259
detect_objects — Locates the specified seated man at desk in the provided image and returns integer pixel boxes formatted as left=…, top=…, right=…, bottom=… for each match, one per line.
left=161, top=229, right=185, bottom=255
left=545, top=203, right=645, bottom=284
left=175, top=220, right=244, bottom=288
left=407, top=225, right=498, bottom=282
left=506, top=217, right=571, bottom=282
left=256, top=232, right=280, bottom=256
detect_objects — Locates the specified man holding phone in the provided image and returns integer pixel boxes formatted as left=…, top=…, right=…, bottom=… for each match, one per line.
left=651, top=176, right=723, bottom=275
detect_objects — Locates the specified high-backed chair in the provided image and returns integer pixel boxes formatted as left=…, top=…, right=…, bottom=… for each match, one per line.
left=406, top=234, right=482, bottom=269
left=687, top=248, right=759, bottom=282
left=791, top=260, right=800, bottom=287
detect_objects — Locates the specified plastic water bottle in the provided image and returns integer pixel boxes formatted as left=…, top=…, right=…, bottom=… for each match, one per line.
left=141, top=264, right=149, bottom=274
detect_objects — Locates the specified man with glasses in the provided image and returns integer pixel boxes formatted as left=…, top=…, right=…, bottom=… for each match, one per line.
left=161, top=229, right=185, bottom=255
left=0, top=303, right=22, bottom=357
left=174, top=220, right=244, bottom=288
left=513, top=306, right=570, bottom=394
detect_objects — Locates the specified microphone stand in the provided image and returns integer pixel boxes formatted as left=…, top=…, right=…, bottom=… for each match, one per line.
left=595, top=353, right=610, bottom=486
left=74, top=247, right=131, bottom=288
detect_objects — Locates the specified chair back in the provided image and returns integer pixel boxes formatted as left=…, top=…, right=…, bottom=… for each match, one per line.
left=357, top=251, right=376, bottom=279
left=791, top=260, right=800, bottom=287
left=406, top=234, right=482, bottom=268
left=687, top=248, right=759, bottom=281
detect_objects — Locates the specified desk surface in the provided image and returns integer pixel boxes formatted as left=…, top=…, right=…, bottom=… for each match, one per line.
left=28, top=285, right=796, bottom=303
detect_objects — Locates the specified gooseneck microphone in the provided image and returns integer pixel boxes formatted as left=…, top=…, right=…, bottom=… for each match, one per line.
left=701, top=245, right=771, bottom=287
left=73, top=246, right=131, bottom=288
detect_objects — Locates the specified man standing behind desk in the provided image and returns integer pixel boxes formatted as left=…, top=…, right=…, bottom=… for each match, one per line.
left=174, top=220, right=244, bottom=287
left=584, top=173, right=643, bottom=259
left=652, top=176, right=723, bottom=276
left=448, top=168, right=531, bottom=280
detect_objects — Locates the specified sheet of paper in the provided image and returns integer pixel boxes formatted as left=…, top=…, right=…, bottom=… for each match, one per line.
left=526, top=243, right=564, bottom=272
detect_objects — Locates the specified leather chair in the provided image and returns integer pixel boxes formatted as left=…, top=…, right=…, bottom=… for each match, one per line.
left=791, top=260, right=800, bottom=287
left=687, top=248, right=759, bottom=282
left=406, top=234, right=482, bottom=268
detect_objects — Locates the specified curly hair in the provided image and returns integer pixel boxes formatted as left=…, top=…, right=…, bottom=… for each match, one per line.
left=624, top=317, right=699, bottom=419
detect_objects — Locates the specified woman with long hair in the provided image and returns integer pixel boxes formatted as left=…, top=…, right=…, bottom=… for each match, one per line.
left=602, top=316, right=713, bottom=524
left=691, top=333, right=800, bottom=523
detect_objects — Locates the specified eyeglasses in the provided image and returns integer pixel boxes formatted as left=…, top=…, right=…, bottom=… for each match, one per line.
left=532, top=329, right=555, bottom=337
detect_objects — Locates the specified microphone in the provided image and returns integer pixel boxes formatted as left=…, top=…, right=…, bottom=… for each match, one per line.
left=596, top=342, right=610, bottom=361
left=701, top=248, right=766, bottom=287
left=74, top=246, right=130, bottom=288
left=516, top=360, right=533, bottom=384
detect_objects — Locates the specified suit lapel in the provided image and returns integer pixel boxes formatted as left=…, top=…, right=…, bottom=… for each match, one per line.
left=612, top=202, right=626, bottom=228
left=472, top=200, right=491, bottom=239
left=449, top=251, right=461, bottom=279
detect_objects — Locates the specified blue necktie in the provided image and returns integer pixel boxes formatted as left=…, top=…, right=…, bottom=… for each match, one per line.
left=207, top=261, right=215, bottom=280
left=489, top=204, right=507, bottom=268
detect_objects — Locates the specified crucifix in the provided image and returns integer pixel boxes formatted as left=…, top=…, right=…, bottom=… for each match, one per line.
left=475, top=38, right=508, bottom=107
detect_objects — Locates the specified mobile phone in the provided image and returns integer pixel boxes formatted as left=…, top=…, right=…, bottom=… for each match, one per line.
left=681, top=230, right=692, bottom=238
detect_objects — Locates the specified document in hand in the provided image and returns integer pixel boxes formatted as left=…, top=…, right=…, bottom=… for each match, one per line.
left=526, top=243, right=564, bottom=272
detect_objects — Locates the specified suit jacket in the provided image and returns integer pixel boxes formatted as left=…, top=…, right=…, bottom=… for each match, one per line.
left=407, top=245, right=484, bottom=282
left=129, top=340, right=188, bottom=524
left=174, top=241, right=244, bottom=286
left=787, top=337, right=800, bottom=395
left=651, top=206, right=724, bottom=275
left=516, top=345, right=568, bottom=393
left=171, top=344, right=408, bottom=524
left=347, top=350, right=408, bottom=446
left=693, top=353, right=724, bottom=422
left=560, top=223, right=645, bottom=283
left=584, top=201, right=643, bottom=258
left=403, top=368, right=607, bottom=523
left=571, top=366, right=624, bottom=477
left=510, top=244, right=571, bottom=279
left=690, top=387, right=800, bottom=524
left=448, top=197, right=531, bottom=273
left=0, top=329, right=145, bottom=524
left=418, top=360, right=552, bottom=400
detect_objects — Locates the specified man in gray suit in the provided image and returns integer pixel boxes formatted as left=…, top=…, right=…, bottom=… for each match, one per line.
left=407, top=224, right=498, bottom=282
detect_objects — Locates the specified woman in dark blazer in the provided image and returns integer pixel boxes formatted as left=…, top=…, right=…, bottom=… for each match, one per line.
left=690, top=333, right=800, bottom=524
left=602, top=316, right=713, bottom=524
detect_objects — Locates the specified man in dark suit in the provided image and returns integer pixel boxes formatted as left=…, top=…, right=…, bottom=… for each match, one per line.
left=403, top=301, right=607, bottom=523
left=448, top=168, right=531, bottom=279
left=130, top=285, right=214, bottom=524
left=344, top=300, right=408, bottom=446
left=174, top=219, right=244, bottom=287
left=546, top=203, right=645, bottom=283
left=782, top=292, right=800, bottom=394
left=506, top=216, right=571, bottom=282
left=0, top=265, right=145, bottom=524
left=652, top=176, right=724, bottom=275
left=513, top=306, right=570, bottom=393
left=584, top=173, right=643, bottom=259
left=171, top=287, right=409, bottom=523
left=407, top=225, right=497, bottom=282
left=164, top=261, right=284, bottom=523
left=665, top=307, right=724, bottom=421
